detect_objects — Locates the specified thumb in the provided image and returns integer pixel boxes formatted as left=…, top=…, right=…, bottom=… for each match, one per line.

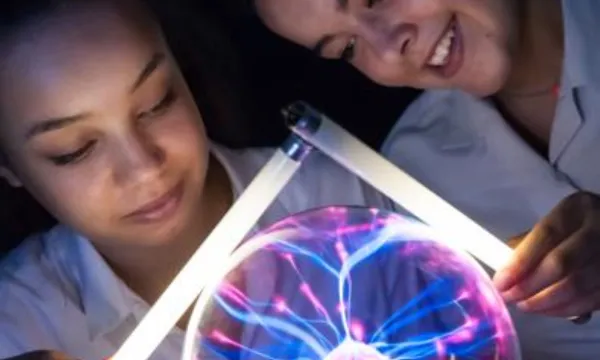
left=506, top=232, right=527, bottom=249
left=493, top=233, right=526, bottom=291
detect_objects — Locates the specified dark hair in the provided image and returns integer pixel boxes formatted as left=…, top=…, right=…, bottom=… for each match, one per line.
left=0, top=0, right=162, bottom=52
left=0, top=136, right=55, bottom=256
left=0, top=0, right=60, bottom=253
left=0, top=1, right=67, bottom=28
left=0, top=1, right=90, bottom=48
left=0, top=2, right=62, bottom=168
left=145, top=0, right=257, bottom=147
left=0, top=150, right=7, bottom=169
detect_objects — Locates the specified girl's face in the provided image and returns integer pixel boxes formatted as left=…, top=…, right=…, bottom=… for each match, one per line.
left=255, top=0, right=518, bottom=96
left=0, top=3, right=209, bottom=248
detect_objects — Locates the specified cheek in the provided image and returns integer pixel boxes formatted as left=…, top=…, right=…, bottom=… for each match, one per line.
left=354, top=54, right=406, bottom=87
left=442, top=0, right=513, bottom=95
left=20, top=164, right=115, bottom=232
left=152, top=103, right=208, bottom=171
left=355, top=56, right=426, bottom=88
left=459, top=0, right=514, bottom=52
left=459, top=17, right=512, bottom=95
left=458, top=0, right=514, bottom=29
left=465, top=43, right=510, bottom=96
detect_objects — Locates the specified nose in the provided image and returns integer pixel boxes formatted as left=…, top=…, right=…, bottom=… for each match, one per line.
left=357, top=10, right=418, bottom=63
left=112, top=130, right=166, bottom=186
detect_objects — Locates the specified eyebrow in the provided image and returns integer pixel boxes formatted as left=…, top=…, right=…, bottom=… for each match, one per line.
left=130, top=52, right=166, bottom=93
left=312, top=0, right=349, bottom=55
left=25, top=114, right=90, bottom=139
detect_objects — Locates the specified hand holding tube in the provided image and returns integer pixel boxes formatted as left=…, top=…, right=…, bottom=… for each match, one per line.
left=494, top=192, right=600, bottom=323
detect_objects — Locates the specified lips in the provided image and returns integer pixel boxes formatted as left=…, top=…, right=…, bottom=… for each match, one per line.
left=124, top=181, right=184, bottom=224
left=425, top=15, right=464, bottom=79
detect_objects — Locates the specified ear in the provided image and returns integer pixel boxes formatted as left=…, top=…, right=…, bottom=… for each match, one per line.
left=0, top=166, right=22, bottom=188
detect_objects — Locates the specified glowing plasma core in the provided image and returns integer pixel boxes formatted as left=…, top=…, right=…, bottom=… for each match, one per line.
left=184, top=206, right=520, bottom=360
left=323, top=340, right=390, bottom=360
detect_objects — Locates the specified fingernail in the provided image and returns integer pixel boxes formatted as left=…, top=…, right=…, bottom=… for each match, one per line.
left=516, top=301, right=531, bottom=311
left=501, top=286, right=528, bottom=303
left=501, top=290, right=517, bottom=303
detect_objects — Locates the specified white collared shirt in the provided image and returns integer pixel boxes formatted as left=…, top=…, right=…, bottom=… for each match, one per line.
left=381, top=1, right=600, bottom=359
left=0, top=145, right=386, bottom=360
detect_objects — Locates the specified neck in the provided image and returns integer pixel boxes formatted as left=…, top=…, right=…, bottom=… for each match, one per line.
left=103, top=155, right=233, bottom=305
left=499, top=0, right=564, bottom=97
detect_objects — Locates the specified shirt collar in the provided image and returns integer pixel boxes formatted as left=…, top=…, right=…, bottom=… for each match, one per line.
left=70, top=232, right=138, bottom=340
left=561, top=0, right=600, bottom=90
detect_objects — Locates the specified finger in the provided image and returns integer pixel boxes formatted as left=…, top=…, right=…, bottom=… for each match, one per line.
left=527, top=291, right=600, bottom=318
left=516, top=261, right=600, bottom=312
left=500, top=228, right=594, bottom=303
left=494, top=220, right=571, bottom=292
left=494, top=196, right=582, bottom=291
left=492, top=232, right=527, bottom=291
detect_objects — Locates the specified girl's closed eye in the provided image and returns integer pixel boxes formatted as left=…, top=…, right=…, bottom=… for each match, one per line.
left=140, top=87, right=178, bottom=119
left=366, top=0, right=381, bottom=8
left=45, top=88, right=179, bottom=167
left=48, top=140, right=97, bottom=166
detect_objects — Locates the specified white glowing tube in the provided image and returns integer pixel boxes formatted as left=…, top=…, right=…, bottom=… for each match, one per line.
left=284, top=102, right=512, bottom=271
left=112, top=135, right=313, bottom=360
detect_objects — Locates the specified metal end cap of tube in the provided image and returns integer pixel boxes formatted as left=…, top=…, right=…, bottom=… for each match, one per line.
left=280, top=133, right=313, bottom=161
left=570, top=313, right=592, bottom=325
left=281, top=101, right=322, bottom=135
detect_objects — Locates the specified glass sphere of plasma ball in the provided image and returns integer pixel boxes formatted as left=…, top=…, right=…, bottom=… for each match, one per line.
left=183, top=206, right=520, bottom=360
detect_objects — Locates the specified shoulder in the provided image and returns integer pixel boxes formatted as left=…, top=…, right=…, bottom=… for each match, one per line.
left=0, top=225, right=83, bottom=357
left=383, top=89, right=485, bottom=152
left=563, top=0, right=600, bottom=19
left=0, top=224, right=79, bottom=297
left=386, top=89, right=482, bottom=129
left=381, top=89, right=492, bottom=154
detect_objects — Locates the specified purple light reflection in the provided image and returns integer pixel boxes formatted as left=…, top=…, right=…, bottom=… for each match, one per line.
left=188, top=206, right=519, bottom=360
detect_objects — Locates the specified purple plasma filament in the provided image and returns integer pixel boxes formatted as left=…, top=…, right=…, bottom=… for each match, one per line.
left=190, top=206, right=519, bottom=360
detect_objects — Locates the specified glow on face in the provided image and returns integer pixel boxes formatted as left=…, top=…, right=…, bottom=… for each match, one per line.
left=188, top=207, right=519, bottom=360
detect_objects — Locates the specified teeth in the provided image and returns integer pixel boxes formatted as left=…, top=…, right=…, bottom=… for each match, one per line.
left=428, top=28, right=454, bottom=67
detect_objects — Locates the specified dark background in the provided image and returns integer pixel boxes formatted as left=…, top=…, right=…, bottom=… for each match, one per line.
left=0, top=0, right=422, bottom=255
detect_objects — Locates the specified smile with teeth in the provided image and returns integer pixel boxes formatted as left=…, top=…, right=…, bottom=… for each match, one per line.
left=428, top=27, right=455, bottom=67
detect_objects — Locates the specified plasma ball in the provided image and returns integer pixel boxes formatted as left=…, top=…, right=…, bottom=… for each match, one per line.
left=323, top=340, right=390, bottom=360
left=187, top=206, right=521, bottom=360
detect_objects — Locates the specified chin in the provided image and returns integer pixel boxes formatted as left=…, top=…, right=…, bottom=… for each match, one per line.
left=134, top=215, right=191, bottom=247
left=463, top=80, right=504, bottom=97
left=468, top=49, right=512, bottom=97
left=462, top=65, right=509, bottom=97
